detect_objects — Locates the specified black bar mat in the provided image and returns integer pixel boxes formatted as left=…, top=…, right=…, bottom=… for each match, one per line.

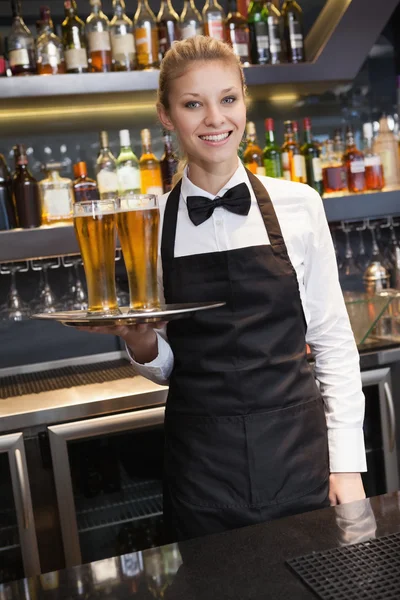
left=0, top=360, right=136, bottom=399
left=287, top=531, right=400, bottom=599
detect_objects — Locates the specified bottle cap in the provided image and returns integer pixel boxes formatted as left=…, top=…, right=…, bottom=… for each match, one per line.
left=73, top=161, right=88, bottom=178
left=284, top=120, right=293, bottom=132
left=100, top=131, right=109, bottom=148
left=363, top=122, right=373, bottom=140
left=303, top=117, right=311, bottom=130
left=141, top=128, right=151, bottom=145
left=265, top=118, right=274, bottom=131
left=119, top=129, right=131, bottom=147
left=64, top=0, right=73, bottom=10
left=292, top=121, right=299, bottom=133
left=14, top=144, right=28, bottom=165
left=246, top=121, right=256, bottom=136
left=40, top=6, right=51, bottom=21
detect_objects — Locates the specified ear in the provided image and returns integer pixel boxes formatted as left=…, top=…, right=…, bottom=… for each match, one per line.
left=157, top=103, right=175, bottom=132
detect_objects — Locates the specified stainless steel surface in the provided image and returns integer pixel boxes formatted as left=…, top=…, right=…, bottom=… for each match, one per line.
left=48, top=406, right=165, bottom=567
left=363, top=262, right=390, bottom=295
left=384, top=381, right=396, bottom=454
left=0, top=432, right=40, bottom=577
left=0, top=225, right=79, bottom=264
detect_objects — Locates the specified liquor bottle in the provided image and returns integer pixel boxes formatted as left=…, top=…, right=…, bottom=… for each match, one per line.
left=8, top=0, right=36, bottom=76
left=39, top=163, right=74, bottom=224
left=281, top=120, right=304, bottom=182
left=12, top=145, right=41, bottom=229
left=321, top=139, right=347, bottom=194
left=265, top=1, right=284, bottom=64
left=300, top=117, right=323, bottom=195
left=157, top=0, right=180, bottom=59
left=73, top=162, right=99, bottom=202
left=372, top=116, right=400, bottom=189
left=203, top=0, right=225, bottom=41
left=363, top=122, right=384, bottom=192
left=179, top=0, right=203, bottom=39
left=110, top=0, right=136, bottom=71
left=139, top=129, right=163, bottom=195
left=0, top=154, right=17, bottom=231
left=263, top=118, right=283, bottom=178
left=160, top=130, right=178, bottom=193
left=342, top=126, right=366, bottom=193
left=247, top=0, right=269, bottom=66
left=86, top=0, right=112, bottom=72
left=133, top=0, right=159, bottom=70
left=281, top=0, right=304, bottom=63
left=225, top=0, right=250, bottom=64
left=62, top=0, right=88, bottom=74
left=36, top=6, right=66, bottom=75
left=243, top=121, right=265, bottom=175
left=0, top=35, right=6, bottom=76
left=116, top=130, right=141, bottom=195
left=96, top=131, right=118, bottom=199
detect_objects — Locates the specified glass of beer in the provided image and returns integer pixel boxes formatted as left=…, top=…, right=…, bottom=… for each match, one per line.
left=116, top=194, right=160, bottom=311
left=73, top=200, right=121, bottom=316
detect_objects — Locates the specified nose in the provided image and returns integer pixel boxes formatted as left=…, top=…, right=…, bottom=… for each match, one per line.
left=204, top=102, right=225, bottom=129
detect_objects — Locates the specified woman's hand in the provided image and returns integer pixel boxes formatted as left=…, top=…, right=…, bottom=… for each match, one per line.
left=329, top=472, right=366, bottom=506
left=74, top=321, right=166, bottom=364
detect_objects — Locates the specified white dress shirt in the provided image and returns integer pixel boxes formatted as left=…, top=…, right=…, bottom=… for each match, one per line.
left=127, top=161, right=367, bottom=474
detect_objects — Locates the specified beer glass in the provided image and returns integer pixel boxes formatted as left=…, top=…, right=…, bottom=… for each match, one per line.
left=116, top=194, right=160, bottom=311
left=73, top=200, right=121, bottom=315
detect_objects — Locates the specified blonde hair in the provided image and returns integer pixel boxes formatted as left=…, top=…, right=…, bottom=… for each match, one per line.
left=157, top=36, right=246, bottom=186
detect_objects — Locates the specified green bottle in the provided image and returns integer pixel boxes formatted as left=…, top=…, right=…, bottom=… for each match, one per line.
left=248, top=0, right=269, bottom=65
left=263, top=118, right=283, bottom=178
left=300, top=117, right=324, bottom=195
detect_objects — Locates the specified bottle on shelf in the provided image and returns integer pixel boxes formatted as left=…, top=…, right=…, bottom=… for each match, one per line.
left=363, top=122, right=384, bottom=192
left=86, top=0, right=112, bottom=72
left=12, top=145, right=41, bottom=229
left=263, top=118, right=283, bottom=179
left=110, top=0, right=136, bottom=71
left=0, top=154, right=17, bottom=231
left=36, top=6, right=66, bottom=75
left=265, top=1, right=284, bottom=64
left=247, top=0, right=269, bottom=66
left=343, top=126, right=366, bottom=193
left=96, top=131, right=118, bottom=200
left=160, top=130, right=178, bottom=193
left=0, top=35, right=6, bottom=76
left=243, top=121, right=265, bottom=175
left=203, top=0, right=225, bottom=41
left=300, top=117, right=323, bottom=195
left=133, top=0, right=160, bottom=70
left=321, top=139, right=347, bottom=194
left=116, top=129, right=141, bottom=195
left=62, top=0, right=89, bottom=74
left=39, top=163, right=74, bottom=224
left=157, top=0, right=180, bottom=59
left=73, top=161, right=99, bottom=202
left=179, top=0, right=203, bottom=39
left=281, top=120, right=305, bottom=183
left=372, top=116, right=400, bottom=189
left=8, top=0, right=36, bottom=76
left=139, top=129, right=163, bottom=195
left=281, top=0, right=304, bottom=63
left=225, top=0, right=250, bottom=64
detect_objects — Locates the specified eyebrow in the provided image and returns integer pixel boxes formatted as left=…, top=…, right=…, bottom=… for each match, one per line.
left=179, top=87, right=237, bottom=99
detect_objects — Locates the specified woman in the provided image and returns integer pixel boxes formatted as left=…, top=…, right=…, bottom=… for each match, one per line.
left=94, top=36, right=366, bottom=542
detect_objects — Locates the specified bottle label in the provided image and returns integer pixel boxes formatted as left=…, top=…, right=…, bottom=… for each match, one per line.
left=350, top=159, right=365, bottom=174
left=379, top=149, right=394, bottom=179
left=255, top=34, right=269, bottom=51
left=43, top=188, right=72, bottom=219
left=288, top=21, right=304, bottom=49
left=74, top=187, right=99, bottom=203
left=111, top=33, right=135, bottom=58
left=232, top=29, right=249, bottom=58
left=9, top=48, right=29, bottom=67
left=267, top=18, right=281, bottom=54
left=117, top=164, right=141, bottom=192
left=146, top=185, right=163, bottom=196
left=97, top=169, right=118, bottom=194
left=282, top=151, right=290, bottom=170
left=134, top=24, right=158, bottom=66
left=283, top=171, right=291, bottom=181
left=65, top=47, right=88, bottom=70
left=312, top=157, right=323, bottom=182
left=88, top=31, right=111, bottom=53
left=365, top=155, right=382, bottom=168
left=180, top=23, right=198, bottom=39
left=256, top=166, right=265, bottom=176
left=294, top=154, right=304, bottom=178
left=206, top=14, right=224, bottom=41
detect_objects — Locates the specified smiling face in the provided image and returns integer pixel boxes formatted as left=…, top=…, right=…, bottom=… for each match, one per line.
left=159, top=60, right=246, bottom=173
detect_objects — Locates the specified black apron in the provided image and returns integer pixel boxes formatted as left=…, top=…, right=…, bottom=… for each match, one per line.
left=161, top=170, right=330, bottom=542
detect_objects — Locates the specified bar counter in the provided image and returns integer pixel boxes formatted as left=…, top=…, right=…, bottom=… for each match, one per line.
left=3, top=492, right=400, bottom=599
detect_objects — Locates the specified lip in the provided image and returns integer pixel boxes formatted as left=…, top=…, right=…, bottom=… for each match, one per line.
left=197, top=130, right=233, bottom=147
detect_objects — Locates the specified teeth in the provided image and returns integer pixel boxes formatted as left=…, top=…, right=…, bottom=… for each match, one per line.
left=200, top=133, right=230, bottom=142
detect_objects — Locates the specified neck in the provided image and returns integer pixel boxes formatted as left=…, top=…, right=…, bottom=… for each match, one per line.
left=186, top=155, right=239, bottom=195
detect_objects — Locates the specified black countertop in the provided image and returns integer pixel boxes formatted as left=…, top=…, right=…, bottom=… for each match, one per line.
left=4, top=492, right=400, bottom=599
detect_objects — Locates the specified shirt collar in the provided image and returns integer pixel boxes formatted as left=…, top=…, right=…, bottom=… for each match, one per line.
left=181, top=159, right=248, bottom=202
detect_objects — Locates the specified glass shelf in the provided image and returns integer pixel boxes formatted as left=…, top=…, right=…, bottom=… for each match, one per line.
left=344, top=291, right=398, bottom=346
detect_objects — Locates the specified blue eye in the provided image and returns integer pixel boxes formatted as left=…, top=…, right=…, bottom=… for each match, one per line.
left=185, top=101, right=201, bottom=109
left=222, top=96, right=236, bottom=104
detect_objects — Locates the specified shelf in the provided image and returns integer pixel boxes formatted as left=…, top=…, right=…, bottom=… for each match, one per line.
left=323, top=188, right=400, bottom=223
left=0, top=224, right=79, bottom=263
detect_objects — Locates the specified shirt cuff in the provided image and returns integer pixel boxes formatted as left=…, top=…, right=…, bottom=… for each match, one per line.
left=125, top=332, right=173, bottom=385
left=328, top=427, right=367, bottom=473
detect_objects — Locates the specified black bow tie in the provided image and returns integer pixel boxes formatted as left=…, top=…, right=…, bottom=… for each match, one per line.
left=186, top=182, right=251, bottom=226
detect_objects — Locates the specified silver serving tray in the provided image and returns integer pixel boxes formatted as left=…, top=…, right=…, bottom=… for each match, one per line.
left=32, top=302, right=226, bottom=327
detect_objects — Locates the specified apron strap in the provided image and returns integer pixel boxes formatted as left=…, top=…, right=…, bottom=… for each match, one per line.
left=245, top=169, right=285, bottom=248
left=161, top=178, right=182, bottom=265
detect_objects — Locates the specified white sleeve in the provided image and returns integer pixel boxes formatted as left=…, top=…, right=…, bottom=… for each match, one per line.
left=303, top=188, right=367, bottom=473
